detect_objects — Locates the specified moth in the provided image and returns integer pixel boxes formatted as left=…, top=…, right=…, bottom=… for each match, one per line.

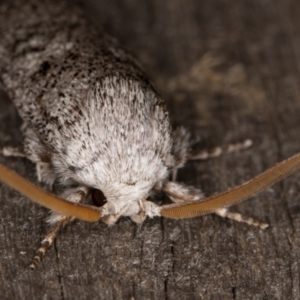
left=1, top=0, right=300, bottom=270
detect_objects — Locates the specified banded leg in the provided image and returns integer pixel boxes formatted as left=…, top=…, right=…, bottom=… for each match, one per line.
left=171, top=127, right=253, bottom=181
left=29, top=216, right=71, bottom=270
left=158, top=181, right=268, bottom=229
left=215, top=208, right=269, bottom=229
left=29, top=186, right=89, bottom=270
left=188, top=139, right=253, bottom=161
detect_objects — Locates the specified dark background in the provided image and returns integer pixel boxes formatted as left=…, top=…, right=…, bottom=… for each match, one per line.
left=1, top=0, right=300, bottom=299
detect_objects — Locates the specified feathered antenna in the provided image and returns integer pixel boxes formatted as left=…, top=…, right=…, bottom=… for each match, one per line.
left=161, top=152, right=300, bottom=219
left=0, top=164, right=101, bottom=222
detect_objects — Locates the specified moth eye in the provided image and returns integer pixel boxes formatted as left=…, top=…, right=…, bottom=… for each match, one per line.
left=91, top=188, right=107, bottom=207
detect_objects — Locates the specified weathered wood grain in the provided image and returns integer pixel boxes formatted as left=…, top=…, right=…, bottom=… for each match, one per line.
left=1, top=0, right=300, bottom=299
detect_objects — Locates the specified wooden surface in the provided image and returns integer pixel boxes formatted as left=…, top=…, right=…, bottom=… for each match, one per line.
left=1, top=0, right=300, bottom=299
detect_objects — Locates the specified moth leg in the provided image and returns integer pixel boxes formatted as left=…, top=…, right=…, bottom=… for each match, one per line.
left=0, top=146, right=26, bottom=158
left=215, top=208, right=269, bottom=229
left=188, top=139, right=253, bottom=161
left=29, top=186, right=89, bottom=270
left=130, top=200, right=147, bottom=223
left=158, top=181, right=268, bottom=229
left=156, top=181, right=204, bottom=203
left=101, top=204, right=131, bottom=225
left=29, top=216, right=72, bottom=270
left=171, top=126, right=252, bottom=181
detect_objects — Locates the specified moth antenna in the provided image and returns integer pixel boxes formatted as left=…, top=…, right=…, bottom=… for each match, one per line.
left=161, top=152, right=300, bottom=219
left=0, top=164, right=101, bottom=222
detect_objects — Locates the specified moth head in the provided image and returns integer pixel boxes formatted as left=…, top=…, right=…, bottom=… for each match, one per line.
left=66, top=150, right=174, bottom=215
left=90, top=180, right=154, bottom=216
